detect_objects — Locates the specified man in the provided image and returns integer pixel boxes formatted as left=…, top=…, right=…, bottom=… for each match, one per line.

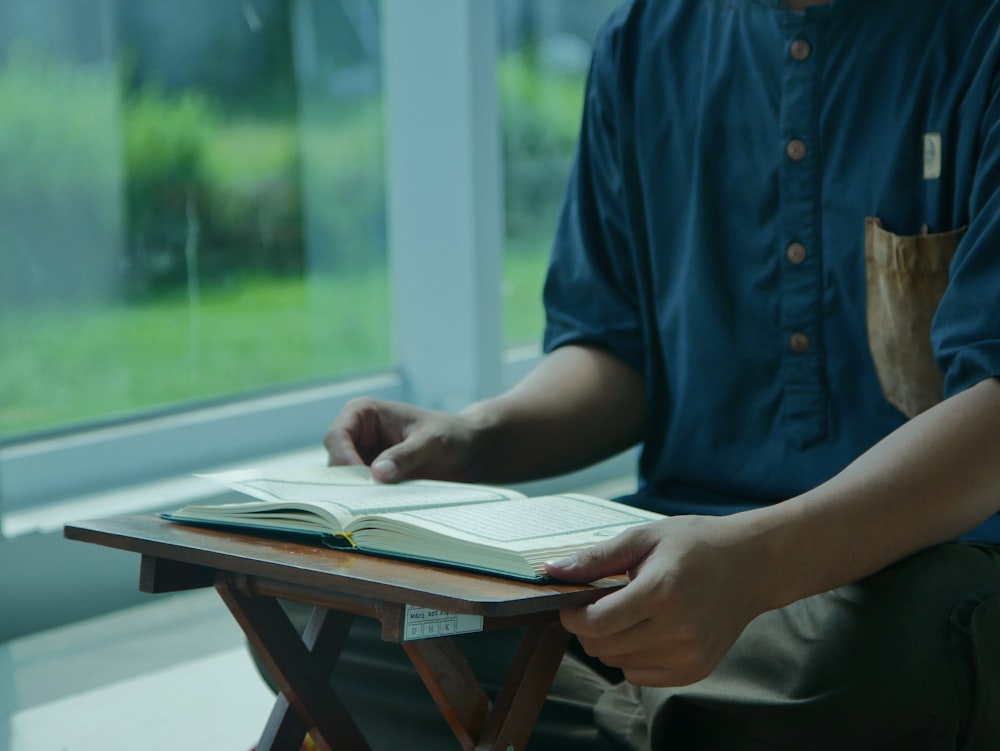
left=324, top=0, right=1000, bottom=747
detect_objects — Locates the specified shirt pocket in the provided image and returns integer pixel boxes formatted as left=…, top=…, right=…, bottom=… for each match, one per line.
left=864, top=217, right=965, bottom=418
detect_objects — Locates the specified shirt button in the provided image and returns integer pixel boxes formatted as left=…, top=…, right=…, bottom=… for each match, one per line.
left=790, top=333, right=811, bottom=353
left=786, top=139, right=808, bottom=161
left=786, top=242, right=807, bottom=264
left=790, top=38, right=811, bottom=61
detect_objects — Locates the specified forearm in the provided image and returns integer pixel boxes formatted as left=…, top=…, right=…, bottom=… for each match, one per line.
left=459, top=344, right=646, bottom=483
left=750, top=376, right=1000, bottom=612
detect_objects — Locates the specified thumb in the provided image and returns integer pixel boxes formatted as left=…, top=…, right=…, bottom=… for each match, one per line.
left=369, top=436, right=429, bottom=483
left=370, top=453, right=402, bottom=483
left=543, top=528, right=649, bottom=583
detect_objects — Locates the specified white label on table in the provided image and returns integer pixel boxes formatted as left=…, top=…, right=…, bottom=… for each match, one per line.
left=402, top=606, right=484, bottom=641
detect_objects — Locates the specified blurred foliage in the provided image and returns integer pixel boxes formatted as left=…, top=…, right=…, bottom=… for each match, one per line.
left=296, top=99, right=386, bottom=273
left=125, top=87, right=212, bottom=190
left=499, top=49, right=586, bottom=254
left=0, top=46, right=122, bottom=305
left=121, top=85, right=217, bottom=295
left=0, top=40, right=584, bottom=432
left=0, top=43, right=583, bottom=304
left=0, top=46, right=121, bottom=196
left=499, top=49, right=586, bottom=158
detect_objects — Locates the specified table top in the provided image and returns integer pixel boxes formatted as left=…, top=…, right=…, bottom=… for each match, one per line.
left=65, top=514, right=624, bottom=618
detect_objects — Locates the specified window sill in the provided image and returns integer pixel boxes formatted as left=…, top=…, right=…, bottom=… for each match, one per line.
left=1, top=446, right=326, bottom=540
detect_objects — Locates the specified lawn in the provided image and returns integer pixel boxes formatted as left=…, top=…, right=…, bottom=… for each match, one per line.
left=1, top=250, right=549, bottom=440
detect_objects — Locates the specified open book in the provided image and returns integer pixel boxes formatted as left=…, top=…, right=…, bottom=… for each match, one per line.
left=164, top=465, right=664, bottom=581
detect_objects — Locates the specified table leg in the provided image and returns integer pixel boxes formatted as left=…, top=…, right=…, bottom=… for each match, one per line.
left=404, top=619, right=570, bottom=751
left=215, top=574, right=370, bottom=751
left=403, top=637, right=491, bottom=751
left=475, top=620, right=572, bottom=751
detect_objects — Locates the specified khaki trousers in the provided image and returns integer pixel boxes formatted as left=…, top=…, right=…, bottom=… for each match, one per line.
left=263, top=542, right=1000, bottom=750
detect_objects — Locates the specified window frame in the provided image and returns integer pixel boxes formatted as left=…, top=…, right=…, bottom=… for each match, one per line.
left=0, top=0, right=634, bottom=539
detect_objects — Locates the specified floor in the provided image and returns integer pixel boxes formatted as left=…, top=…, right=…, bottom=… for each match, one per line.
left=1, top=589, right=277, bottom=751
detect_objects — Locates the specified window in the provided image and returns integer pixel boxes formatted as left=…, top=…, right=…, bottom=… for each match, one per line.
left=0, top=0, right=632, bottom=526
left=499, top=0, right=620, bottom=346
left=0, top=0, right=400, bottom=519
left=1, top=0, right=637, bottom=640
left=0, top=0, right=389, bottom=444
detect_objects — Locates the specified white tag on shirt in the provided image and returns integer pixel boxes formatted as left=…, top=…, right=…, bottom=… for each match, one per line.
left=923, top=132, right=942, bottom=180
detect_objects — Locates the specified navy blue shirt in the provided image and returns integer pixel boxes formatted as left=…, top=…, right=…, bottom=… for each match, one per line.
left=542, top=0, right=1000, bottom=540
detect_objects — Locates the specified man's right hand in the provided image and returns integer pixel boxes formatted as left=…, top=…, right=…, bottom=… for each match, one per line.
left=324, top=397, right=483, bottom=483
left=325, top=345, right=646, bottom=486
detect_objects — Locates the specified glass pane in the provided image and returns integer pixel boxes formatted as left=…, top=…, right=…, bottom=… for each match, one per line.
left=0, top=0, right=389, bottom=441
left=498, top=0, right=619, bottom=346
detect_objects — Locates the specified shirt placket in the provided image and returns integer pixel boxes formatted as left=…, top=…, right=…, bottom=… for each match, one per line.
left=778, top=14, right=827, bottom=448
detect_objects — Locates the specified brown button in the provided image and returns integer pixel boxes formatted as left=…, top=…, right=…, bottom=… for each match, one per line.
left=790, top=38, right=811, bottom=61
left=786, top=139, right=807, bottom=161
left=790, top=333, right=811, bottom=353
left=786, top=242, right=807, bottom=264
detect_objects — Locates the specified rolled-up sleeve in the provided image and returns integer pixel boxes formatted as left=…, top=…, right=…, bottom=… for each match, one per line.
left=542, top=19, right=646, bottom=375
left=933, top=41, right=1000, bottom=397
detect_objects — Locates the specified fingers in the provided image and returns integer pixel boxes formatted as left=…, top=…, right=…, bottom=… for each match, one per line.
left=560, top=582, right=724, bottom=688
left=370, top=436, right=428, bottom=482
left=324, top=398, right=409, bottom=469
left=369, top=455, right=401, bottom=482
left=544, top=525, right=654, bottom=583
left=324, top=421, right=366, bottom=467
left=572, top=608, right=728, bottom=687
left=554, top=515, right=761, bottom=688
left=559, top=569, right=658, bottom=638
left=575, top=618, right=716, bottom=687
left=323, top=397, right=478, bottom=483
left=547, top=525, right=662, bottom=641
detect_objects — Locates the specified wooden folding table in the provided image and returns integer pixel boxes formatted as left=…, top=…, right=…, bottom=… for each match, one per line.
left=64, top=514, right=619, bottom=751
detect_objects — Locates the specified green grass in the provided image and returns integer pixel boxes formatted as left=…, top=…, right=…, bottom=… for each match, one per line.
left=1, top=249, right=550, bottom=440
left=502, top=243, right=551, bottom=346
left=0, top=272, right=391, bottom=438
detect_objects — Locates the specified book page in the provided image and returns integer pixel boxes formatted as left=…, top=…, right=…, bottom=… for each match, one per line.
left=196, top=465, right=526, bottom=517
left=352, top=493, right=663, bottom=548
left=347, top=493, right=665, bottom=579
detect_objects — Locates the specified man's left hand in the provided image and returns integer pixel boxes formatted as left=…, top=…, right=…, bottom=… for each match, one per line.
left=545, top=515, right=774, bottom=687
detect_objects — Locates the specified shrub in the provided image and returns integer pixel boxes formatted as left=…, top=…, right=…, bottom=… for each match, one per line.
left=121, top=85, right=217, bottom=296
left=0, top=46, right=122, bottom=306
left=498, top=49, right=587, bottom=254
